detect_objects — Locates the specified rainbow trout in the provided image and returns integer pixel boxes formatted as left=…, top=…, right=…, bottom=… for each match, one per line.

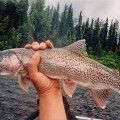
left=0, top=40, right=120, bottom=109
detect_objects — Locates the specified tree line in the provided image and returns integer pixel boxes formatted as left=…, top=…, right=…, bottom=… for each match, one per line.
left=0, top=0, right=28, bottom=49
left=0, top=0, right=120, bottom=59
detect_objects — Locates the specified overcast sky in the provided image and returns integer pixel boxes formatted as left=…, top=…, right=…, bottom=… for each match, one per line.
left=45, top=0, right=120, bottom=21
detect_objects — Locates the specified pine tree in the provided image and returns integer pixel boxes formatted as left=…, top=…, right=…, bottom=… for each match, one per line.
left=51, top=2, right=59, bottom=30
left=28, top=0, right=51, bottom=42
left=17, top=0, right=28, bottom=24
left=66, top=4, right=74, bottom=42
left=89, top=19, right=94, bottom=48
left=59, top=4, right=68, bottom=38
left=92, top=17, right=100, bottom=50
left=0, top=0, right=9, bottom=50
left=82, top=18, right=91, bottom=49
left=103, top=18, right=108, bottom=49
left=107, top=21, right=113, bottom=51
left=118, top=35, right=120, bottom=47
left=44, top=6, right=53, bottom=40
left=111, top=22, right=118, bottom=52
left=98, top=18, right=108, bottom=50
left=32, top=0, right=46, bottom=40
left=76, top=11, right=82, bottom=40
left=0, top=0, right=29, bottom=48
left=51, top=2, right=60, bottom=45
left=107, top=21, right=118, bottom=52
left=5, top=0, right=18, bottom=31
left=35, top=0, right=45, bottom=12
left=16, top=0, right=29, bottom=47
left=117, top=35, right=120, bottom=57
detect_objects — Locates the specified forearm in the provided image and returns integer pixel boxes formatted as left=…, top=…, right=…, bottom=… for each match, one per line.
left=39, top=89, right=67, bottom=120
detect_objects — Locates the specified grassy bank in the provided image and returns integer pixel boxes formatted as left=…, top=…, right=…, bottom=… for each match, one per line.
left=88, top=50, right=120, bottom=72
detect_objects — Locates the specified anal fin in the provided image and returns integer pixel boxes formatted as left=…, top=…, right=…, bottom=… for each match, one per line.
left=91, top=89, right=110, bottom=109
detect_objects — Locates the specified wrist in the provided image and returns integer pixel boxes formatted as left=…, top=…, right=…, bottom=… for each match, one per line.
left=39, top=88, right=62, bottom=99
left=39, top=84, right=67, bottom=120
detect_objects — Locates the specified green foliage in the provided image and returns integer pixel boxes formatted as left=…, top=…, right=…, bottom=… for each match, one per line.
left=88, top=50, right=120, bottom=71
left=0, top=0, right=28, bottom=50
left=82, top=18, right=91, bottom=49
left=28, top=0, right=52, bottom=42
left=51, top=3, right=60, bottom=45
left=66, top=4, right=74, bottom=41
left=76, top=11, right=83, bottom=40
left=59, top=5, right=68, bottom=38
left=0, top=36, right=9, bottom=50
left=51, top=3, right=59, bottom=30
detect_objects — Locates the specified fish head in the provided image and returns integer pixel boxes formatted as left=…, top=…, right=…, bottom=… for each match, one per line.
left=0, top=49, right=32, bottom=92
left=0, top=50, right=23, bottom=77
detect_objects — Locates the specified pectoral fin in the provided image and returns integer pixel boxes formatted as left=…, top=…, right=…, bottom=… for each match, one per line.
left=18, top=73, right=31, bottom=92
left=91, top=89, right=110, bottom=109
left=63, top=79, right=77, bottom=97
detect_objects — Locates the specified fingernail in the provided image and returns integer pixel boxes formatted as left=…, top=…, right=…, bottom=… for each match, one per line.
left=34, top=45, right=39, bottom=48
left=24, top=44, right=31, bottom=48
left=40, top=43, right=45, bottom=46
left=40, top=43, right=47, bottom=49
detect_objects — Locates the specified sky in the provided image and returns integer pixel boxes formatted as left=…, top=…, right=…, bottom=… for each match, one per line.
left=45, top=0, right=120, bottom=22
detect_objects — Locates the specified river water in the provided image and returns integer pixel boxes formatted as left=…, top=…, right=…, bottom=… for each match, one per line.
left=0, top=78, right=120, bottom=120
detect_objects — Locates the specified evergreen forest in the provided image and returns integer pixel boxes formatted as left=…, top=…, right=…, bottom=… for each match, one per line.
left=0, top=0, right=120, bottom=71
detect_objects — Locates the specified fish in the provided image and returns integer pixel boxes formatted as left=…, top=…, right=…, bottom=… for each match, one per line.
left=0, top=39, right=120, bottom=109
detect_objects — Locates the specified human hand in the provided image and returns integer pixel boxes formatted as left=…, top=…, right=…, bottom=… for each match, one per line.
left=24, top=40, right=61, bottom=96
left=25, top=41, right=67, bottom=120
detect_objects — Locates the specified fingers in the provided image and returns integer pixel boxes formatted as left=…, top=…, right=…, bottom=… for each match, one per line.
left=45, top=40, right=54, bottom=48
left=32, top=42, right=41, bottom=50
left=39, top=42, right=47, bottom=49
left=28, top=52, right=40, bottom=71
left=27, top=52, right=41, bottom=79
left=25, top=42, right=46, bottom=50
left=24, top=40, right=54, bottom=50
left=24, top=44, right=32, bottom=48
left=28, top=52, right=50, bottom=81
left=27, top=52, right=51, bottom=92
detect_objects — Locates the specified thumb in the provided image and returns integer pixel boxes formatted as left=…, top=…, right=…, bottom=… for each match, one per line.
left=28, top=52, right=41, bottom=80
left=27, top=51, right=52, bottom=94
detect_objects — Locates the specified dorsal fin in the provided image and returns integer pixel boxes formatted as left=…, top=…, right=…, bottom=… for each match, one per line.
left=63, top=39, right=87, bottom=56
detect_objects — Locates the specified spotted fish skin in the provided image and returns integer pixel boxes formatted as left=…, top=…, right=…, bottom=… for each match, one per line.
left=0, top=39, right=120, bottom=109
left=40, top=49, right=120, bottom=93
